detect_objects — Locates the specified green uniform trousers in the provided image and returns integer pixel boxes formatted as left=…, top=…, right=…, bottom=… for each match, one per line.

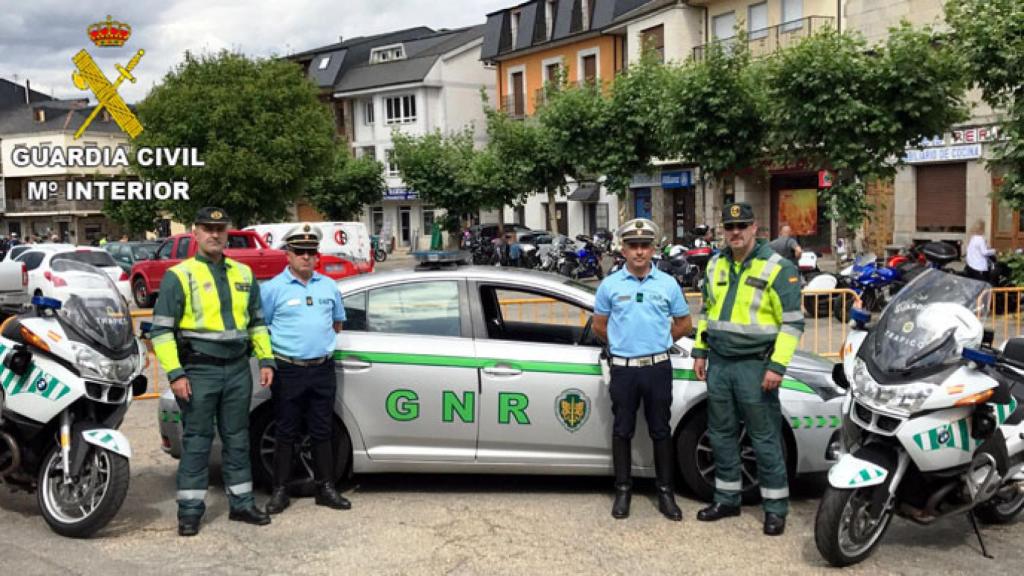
left=706, top=351, right=789, bottom=516
left=176, top=356, right=255, bottom=519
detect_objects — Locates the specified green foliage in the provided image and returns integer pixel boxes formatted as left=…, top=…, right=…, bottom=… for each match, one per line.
left=602, top=52, right=671, bottom=194
left=999, top=251, right=1024, bottom=287
left=661, top=39, right=766, bottom=187
left=535, top=77, right=609, bottom=182
left=392, top=129, right=484, bottom=230
left=134, top=51, right=335, bottom=227
left=102, top=197, right=164, bottom=238
left=765, top=26, right=966, bottom=227
left=305, top=148, right=385, bottom=221
left=947, top=0, right=1024, bottom=209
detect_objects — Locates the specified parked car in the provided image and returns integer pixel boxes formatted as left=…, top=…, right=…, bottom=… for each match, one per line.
left=245, top=222, right=374, bottom=274
left=104, top=240, right=162, bottom=274
left=129, top=230, right=356, bottom=308
left=158, top=263, right=844, bottom=503
left=2, top=243, right=74, bottom=263
left=17, top=246, right=131, bottom=304
left=469, top=223, right=535, bottom=243
left=0, top=258, right=28, bottom=317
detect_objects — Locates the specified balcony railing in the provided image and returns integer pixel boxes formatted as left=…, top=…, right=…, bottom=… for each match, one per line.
left=4, top=197, right=105, bottom=214
left=693, top=16, right=835, bottom=61
left=501, top=95, right=526, bottom=119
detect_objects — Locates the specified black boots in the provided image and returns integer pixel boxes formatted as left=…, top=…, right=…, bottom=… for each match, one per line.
left=611, top=437, right=631, bottom=519
left=266, top=441, right=293, bottom=515
left=763, top=513, right=786, bottom=536
left=313, top=441, right=351, bottom=510
left=653, top=439, right=682, bottom=521
left=228, top=506, right=271, bottom=525
left=696, top=502, right=741, bottom=522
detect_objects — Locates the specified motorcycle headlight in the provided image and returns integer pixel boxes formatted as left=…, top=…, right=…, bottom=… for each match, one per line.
left=851, top=357, right=936, bottom=416
left=71, top=342, right=141, bottom=382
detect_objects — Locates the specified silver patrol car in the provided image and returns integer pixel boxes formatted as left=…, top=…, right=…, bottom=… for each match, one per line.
left=158, top=264, right=844, bottom=502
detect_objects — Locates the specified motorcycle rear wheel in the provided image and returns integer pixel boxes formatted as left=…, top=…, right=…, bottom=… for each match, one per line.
left=815, top=486, right=893, bottom=567
left=975, top=484, right=1024, bottom=524
left=37, top=444, right=129, bottom=538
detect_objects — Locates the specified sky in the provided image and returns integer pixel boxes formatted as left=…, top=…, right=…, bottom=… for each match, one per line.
left=0, top=0, right=511, bottom=104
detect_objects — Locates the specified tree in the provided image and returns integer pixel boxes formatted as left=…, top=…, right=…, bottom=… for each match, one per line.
left=661, top=39, right=768, bottom=202
left=764, top=25, right=967, bottom=227
left=133, top=50, right=335, bottom=227
left=306, top=147, right=385, bottom=221
left=391, top=129, right=485, bottom=232
left=601, top=52, right=672, bottom=196
left=103, top=198, right=165, bottom=238
left=946, top=0, right=1024, bottom=209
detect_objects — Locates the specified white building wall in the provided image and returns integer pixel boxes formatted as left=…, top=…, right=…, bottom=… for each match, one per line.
left=625, top=4, right=704, bottom=65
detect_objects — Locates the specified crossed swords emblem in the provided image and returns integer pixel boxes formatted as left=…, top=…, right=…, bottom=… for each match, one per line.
left=71, top=48, right=145, bottom=139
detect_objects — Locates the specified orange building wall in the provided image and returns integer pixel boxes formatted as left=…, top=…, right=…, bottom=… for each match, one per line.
left=495, top=35, right=623, bottom=116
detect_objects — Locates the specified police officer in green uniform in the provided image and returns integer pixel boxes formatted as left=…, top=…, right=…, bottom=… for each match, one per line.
left=594, top=218, right=691, bottom=521
left=692, top=202, right=804, bottom=536
left=151, top=207, right=276, bottom=536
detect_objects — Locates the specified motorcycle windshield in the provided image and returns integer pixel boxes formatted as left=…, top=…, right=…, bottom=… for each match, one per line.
left=52, top=259, right=134, bottom=352
left=865, top=269, right=990, bottom=375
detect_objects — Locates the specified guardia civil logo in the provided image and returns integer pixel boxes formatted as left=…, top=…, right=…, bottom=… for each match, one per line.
left=556, top=389, right=590, bottom=432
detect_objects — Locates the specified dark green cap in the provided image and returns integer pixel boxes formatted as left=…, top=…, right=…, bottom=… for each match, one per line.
left=194, top=206, right=231, bottom=225
left=722, top=202, right=754, bottom=224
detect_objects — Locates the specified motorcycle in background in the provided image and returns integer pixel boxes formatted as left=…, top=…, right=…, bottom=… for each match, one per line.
left=0, top=260, right=148, bottom=537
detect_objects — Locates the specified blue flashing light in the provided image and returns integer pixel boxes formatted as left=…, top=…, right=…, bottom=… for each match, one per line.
left=850, top=307, right=870, bottom=329
left=963, top=347, right=997, bottom=367
left=31, top=295, right=62, bottom=310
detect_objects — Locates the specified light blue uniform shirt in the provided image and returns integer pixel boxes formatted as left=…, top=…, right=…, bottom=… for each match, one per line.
left=261, top=268, right=346, bottom=360
left=594, top=265, right=689, bottom=357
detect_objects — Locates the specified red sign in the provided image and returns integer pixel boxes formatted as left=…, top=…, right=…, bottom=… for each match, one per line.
left=334, top=230, right=347, bottom=245
left=818, top=170, right=834, bottom=188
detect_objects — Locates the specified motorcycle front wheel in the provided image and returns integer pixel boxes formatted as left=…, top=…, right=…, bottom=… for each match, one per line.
left=374, top=248, right=388, bottom=263
left=814, top=486, right=893, bottom=567
left=37, top=444, right=130, bottom=538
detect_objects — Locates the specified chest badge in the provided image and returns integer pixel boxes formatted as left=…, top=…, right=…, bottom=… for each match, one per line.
left=636, top=292, right=644, bottom=303
left=306, top=296, right=314, bottom=306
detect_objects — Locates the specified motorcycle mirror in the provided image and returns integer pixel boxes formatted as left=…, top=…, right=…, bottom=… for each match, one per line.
left=3, top=345, right=32, bottom=377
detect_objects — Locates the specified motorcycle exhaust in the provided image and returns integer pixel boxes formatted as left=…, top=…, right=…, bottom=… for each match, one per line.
left=0, top=430, right=20, bottom=478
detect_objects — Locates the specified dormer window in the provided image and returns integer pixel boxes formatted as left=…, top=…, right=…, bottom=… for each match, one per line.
left=511, top=9, right=522, bottom=45
left=34, top=109, right=45, bottom=123
left=318, top=56, right=331, bottom=70
left=546, top=0, right=557, bottom=39
left=370, top=44, right=406, bottom=64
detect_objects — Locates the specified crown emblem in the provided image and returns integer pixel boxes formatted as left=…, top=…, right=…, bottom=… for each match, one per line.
left=730, top=205, right=741, bottom=218
left=88, top=15, right=132, bottom=47
left=210, top=210, right=223, bottom=220
left=303, top=224, right=311, bottom=232
left=635, top=221, right=644, bottom=229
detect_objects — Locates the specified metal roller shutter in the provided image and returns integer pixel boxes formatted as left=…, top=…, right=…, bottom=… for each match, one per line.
left=916, top=163, right=966, bottom=233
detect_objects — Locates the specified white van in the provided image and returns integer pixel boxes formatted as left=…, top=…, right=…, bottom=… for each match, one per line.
left=244, top=222, right=374, bottom=273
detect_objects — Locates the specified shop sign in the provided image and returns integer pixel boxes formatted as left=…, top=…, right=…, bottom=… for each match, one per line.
left=903, top=144, right=982, bottom=164
left=384, top=187, right=418, bottom=200
left=660, top=170, right=692, bottom=189
left=630, top=172, right=659, bottom=188
left=915, top=125, right=1002, bottom=148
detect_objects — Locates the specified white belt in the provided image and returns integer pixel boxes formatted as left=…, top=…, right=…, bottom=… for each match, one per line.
left=611, top=353, right=669, bottom=367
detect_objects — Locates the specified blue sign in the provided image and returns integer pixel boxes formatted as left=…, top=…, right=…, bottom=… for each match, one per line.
left=661, top=170, right=692, bottom=189
left=384, top=187, right=418, bottom=200
left=903, top=145, right=981, bottom=164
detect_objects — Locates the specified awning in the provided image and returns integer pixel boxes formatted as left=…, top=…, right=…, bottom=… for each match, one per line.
left=568, top=184, right=600, bottom=202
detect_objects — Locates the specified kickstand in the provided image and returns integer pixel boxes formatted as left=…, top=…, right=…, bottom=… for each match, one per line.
left=967, top=510, right=994, bottom=560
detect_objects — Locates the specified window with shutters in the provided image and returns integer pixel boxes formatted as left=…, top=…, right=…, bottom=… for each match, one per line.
left=748, top=3, right=768, bottom=39
left=916, top=163, right=967, bottom=233
left=713, top=11, right=736, bottom=40
left=640, top=24, right=665, bottom=63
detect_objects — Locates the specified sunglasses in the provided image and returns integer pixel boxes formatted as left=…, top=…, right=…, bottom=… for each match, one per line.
left=289, top=248, right=318, bottom=256
left=723, top=222, right=750, bottom=232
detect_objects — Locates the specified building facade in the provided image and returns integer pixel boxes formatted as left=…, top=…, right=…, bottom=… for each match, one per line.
left=291, top=27, right=496, bottom=249
left=0, top=98, right=128, bottom=243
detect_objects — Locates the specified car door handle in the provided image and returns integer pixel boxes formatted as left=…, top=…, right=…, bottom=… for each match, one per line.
left=340, top=358, right=372, bottom=370
left=482, top=366, right=522, bottom=376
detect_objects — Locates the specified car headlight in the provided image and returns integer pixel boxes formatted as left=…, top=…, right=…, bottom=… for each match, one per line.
left=851, top=357, right=936, bottom=416
left=71, top=342, right=140, bottom=382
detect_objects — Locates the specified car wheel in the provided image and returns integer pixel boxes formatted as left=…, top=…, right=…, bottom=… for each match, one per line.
left=249, top=405, right=352, bottom=491
left=132, top=277, right=155, bottom=308
left=676, top=408, right=790, bottom=504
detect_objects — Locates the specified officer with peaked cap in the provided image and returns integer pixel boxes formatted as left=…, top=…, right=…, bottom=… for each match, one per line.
left=692, top=202, right=804, bottom=536
left=261, top=223, right=350, bottom=514
left=151, top=207, right=276, bottom=536
left=593, top=218, right=691, bottom=521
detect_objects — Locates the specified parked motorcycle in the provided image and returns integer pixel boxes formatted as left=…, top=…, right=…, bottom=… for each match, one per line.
left=370, top=235, right=388, bottom=263
left=0, top=260, right=147, bottom=537
left=833, top=253, right=901, bottom=320
left=657, top=244, right=700, bottom=290
left=558, top=235, right=604, bottom=280
left=815, top=270, right=1024, bottom=566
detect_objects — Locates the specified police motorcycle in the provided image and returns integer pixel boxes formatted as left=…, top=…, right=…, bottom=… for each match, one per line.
left=815, top=269, right=1024, bottom=566
left=0, top=260, right=147, bottom=537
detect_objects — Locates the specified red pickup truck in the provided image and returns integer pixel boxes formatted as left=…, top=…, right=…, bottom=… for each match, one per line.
left=129, top=230, right=357, bottom=307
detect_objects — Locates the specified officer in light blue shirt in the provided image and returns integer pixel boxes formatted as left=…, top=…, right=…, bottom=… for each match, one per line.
left=593, top=218, right=692, bottom=522
left=260, top=223, right=350, bottom=515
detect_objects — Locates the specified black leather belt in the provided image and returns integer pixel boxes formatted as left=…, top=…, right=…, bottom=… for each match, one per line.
left=274, top=354, right=331, bottom=367
left=183, top=352, right=246, bottom=366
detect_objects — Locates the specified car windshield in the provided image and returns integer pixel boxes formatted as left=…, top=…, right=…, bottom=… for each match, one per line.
left=864, top=269, right=990, bottom=375
left=132, top=244, right=158, bottom=260
left=51, top=259, right=133, bottom=352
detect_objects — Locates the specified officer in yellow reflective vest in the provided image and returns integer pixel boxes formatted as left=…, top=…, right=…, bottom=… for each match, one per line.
left=151, top=207, right=276, bottom=537
left=692, top=202, right=804, bottom=536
